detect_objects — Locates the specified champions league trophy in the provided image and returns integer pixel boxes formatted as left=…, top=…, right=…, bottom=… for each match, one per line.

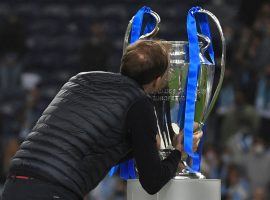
left=122, top=6, right=225, bottom=200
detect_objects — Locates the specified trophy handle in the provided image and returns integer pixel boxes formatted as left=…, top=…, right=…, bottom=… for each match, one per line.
left=198, top=9, right=226, bottom=126
left=122, top=10, right=161, bottom=54
left=197, top=33, right=211, bottom=55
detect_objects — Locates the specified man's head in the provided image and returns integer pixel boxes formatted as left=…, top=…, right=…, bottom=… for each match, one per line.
left=120, top=40, right=169, bottom=93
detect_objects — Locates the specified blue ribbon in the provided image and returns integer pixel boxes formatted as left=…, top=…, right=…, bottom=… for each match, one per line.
left=197, top=12, right=215, bottom=64
left=130, top=6, right=156, bottom=44
left=109, top=6, right=156, bottom=180
left=108, top=164, right=119, bottom=177
left=183, top=6, right=215, bottom=171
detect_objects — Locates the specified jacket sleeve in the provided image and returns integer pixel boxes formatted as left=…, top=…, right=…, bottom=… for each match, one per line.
left=126, top=97, right=181, bottom=194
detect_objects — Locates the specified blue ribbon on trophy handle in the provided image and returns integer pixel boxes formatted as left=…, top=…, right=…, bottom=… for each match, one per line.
left=109, top=6, right=160, bottom=180
left=183, top=6, right=226, bottom=172
left=122, top=6, right=160, bottom=53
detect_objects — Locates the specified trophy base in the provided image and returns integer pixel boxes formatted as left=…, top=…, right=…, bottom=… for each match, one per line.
left=176, top=161, right=206, bottom=179
left=175, top=171, right=205, bottom=179
left=127, top=179, right=221, bottom=200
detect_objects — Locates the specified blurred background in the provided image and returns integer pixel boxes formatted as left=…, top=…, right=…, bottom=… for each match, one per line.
left=0, top=0, right=269, bottom=199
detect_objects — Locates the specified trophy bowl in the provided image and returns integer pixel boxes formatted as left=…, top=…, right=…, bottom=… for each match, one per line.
left=163, top=40, right=215, bottom=129
left=155, top=39, right=216, bottom=179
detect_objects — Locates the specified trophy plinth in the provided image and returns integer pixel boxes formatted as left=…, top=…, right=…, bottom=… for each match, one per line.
left=127, top=179, right=221, bottom=200
left=159, top=148, right=206, bottom=179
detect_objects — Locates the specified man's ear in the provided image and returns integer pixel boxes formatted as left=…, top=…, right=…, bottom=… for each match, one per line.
left=153, top=76, right=162, bottom=88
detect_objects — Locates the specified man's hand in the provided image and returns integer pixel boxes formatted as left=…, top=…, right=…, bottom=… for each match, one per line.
left=172, top=122, right=203, bottom=152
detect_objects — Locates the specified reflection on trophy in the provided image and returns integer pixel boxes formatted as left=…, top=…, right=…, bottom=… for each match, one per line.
left=123, top=7, right=226, bottom=179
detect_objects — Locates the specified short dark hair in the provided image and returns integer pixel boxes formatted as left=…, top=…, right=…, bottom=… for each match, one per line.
left=120, top=40, right=169, bottom=85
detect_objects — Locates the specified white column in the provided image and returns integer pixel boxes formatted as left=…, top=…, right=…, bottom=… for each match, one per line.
left=127, top=179, right=221, bottom=200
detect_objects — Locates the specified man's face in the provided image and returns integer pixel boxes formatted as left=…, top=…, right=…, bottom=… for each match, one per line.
left=151, top=67, right=170, bottom=93
left=158, top=68, right=170, bottom=90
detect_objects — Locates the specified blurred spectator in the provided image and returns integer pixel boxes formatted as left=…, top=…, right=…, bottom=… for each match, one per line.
left=238, top=0, right=267, bottom=27
left=0, top=14, right=26, bottom=100
left=79, top=22, right=112, bottom=72
left=223, top=164, right=250, bottom=200
left=2, top=139, right=19, bottom=175
left=19, top=85, right=44, bottom=140
left=252, top=187, right=267, bottom=200
left=233, top=28, right=260, bottom=103
left=253, top=2, right=270, bottom=37
left=0, top=104, right=24, bottom=138
left=201, top=145, right=222, bottom=179
left=0, top=15, right=26, bottom=58
left=216, top=68, right=235, bottom=116
left=250, top=3, right=270, bottom=75
left=220, top=89, right=260, bottom=144
left=241, top=137, right=270, bottom=194
left=21, top=73, right=42, bottom=91
left=0, top=54, right=23, bottom=98
left=255, top=65, right=270, bottom=142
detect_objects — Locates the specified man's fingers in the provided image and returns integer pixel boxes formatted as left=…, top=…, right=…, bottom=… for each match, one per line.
left=178, top=128, right=202, bottom=152
left=193, top=130, right=203, bottom=140
left=192, top=139, right=200, bottom=152
left=173, top=131, right=184, bottom=152
left=179, top=131, right=183, bottom=138
left=193, top=146, right=197, bottom=152
left=192, top=130, right=203, bottom=152
left=193, top=122, right=199, bottom=131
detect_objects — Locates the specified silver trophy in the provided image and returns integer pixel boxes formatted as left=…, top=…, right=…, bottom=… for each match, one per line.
left=123, top=8, right=226, bottom=179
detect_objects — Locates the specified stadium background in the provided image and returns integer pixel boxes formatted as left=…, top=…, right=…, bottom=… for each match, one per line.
left=0, top=0, right=269, bottom=199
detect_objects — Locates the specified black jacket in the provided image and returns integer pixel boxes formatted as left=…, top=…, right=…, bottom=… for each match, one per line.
left=9, top=72, right=146, bottom=198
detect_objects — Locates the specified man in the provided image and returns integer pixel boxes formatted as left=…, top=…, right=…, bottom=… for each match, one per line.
left=2, top=40, right=202, bottom=200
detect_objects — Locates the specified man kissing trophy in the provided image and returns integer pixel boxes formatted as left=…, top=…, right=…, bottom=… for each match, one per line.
left=117, top=5, right=226, bottom=200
